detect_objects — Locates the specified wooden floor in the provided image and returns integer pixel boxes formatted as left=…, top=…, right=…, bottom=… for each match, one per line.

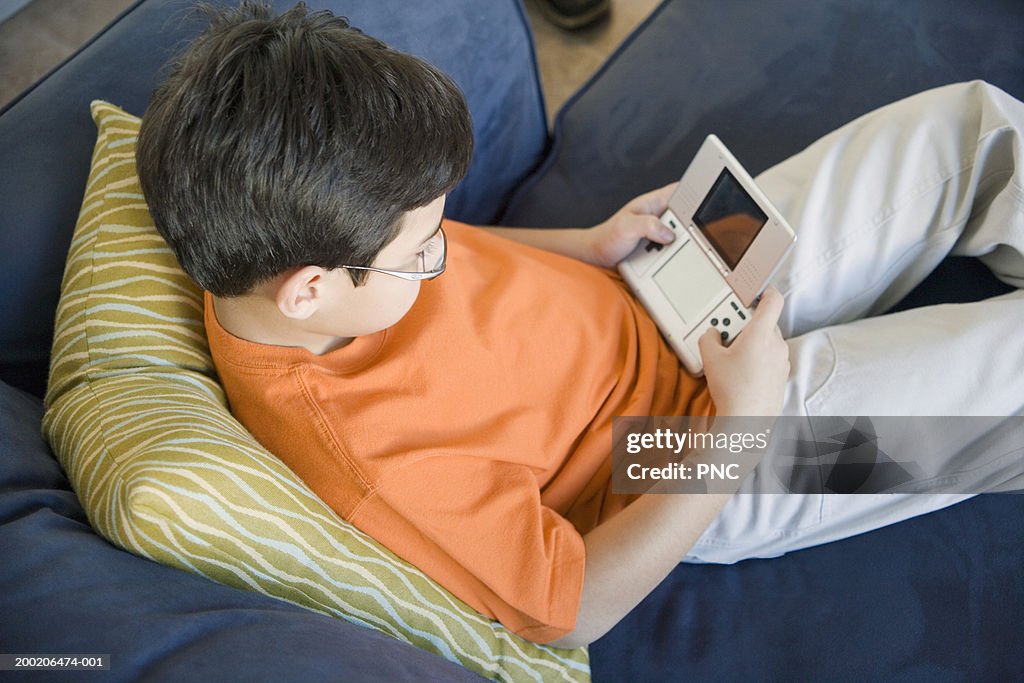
left=0, top=0, right=659, bottom=119
left=524, top=0, right=661, bottom=122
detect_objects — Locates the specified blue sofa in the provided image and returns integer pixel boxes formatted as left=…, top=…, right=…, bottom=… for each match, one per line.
left=1, top=0, right=1021, bottom=680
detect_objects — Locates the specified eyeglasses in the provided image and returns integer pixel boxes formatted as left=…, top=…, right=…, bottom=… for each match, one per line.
left=341, top=226, right=447, bottom=282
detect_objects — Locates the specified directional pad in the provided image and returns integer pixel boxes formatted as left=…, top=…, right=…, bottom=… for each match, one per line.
left=644, top=241, right=664, bottom=253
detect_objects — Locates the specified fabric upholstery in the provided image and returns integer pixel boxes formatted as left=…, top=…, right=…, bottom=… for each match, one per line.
left=0, top=381, right=484, bottom=683
left=6, top=0, right=1023, bottom=680
left=503, top=0, right=1024, bottom=229
left=590, top=492, right=1024, bottom=681
left=496, top=1, right=1024, bottom=679
left=499, top=0, right=1018, bottom=309
left=0, top=0, right=547, bottom=398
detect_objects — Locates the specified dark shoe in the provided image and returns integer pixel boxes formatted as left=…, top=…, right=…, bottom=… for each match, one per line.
left=532, top=0, right=611, bottom=30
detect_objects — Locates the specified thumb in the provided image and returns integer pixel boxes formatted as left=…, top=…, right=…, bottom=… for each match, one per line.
left=631, top=182, right=678, bottom=216
left=747, top=286, right=785, bottom=334
left=698, top=326, right=724, bottom=357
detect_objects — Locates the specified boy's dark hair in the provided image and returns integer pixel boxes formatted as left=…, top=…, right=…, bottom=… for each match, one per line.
left=136, top=1, right=474, bottom=296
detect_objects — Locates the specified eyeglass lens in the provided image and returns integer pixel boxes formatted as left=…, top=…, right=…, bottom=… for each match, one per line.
left=420, top=231, right=444, bottom=273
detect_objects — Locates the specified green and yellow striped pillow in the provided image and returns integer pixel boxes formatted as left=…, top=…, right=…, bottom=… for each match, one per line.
left=42, top=100, right=590, bottom=683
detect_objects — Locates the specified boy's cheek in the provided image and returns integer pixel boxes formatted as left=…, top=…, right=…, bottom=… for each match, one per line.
left=386, top=281, right=422, bottom=326
left=341, top=279, right=422, bottom=336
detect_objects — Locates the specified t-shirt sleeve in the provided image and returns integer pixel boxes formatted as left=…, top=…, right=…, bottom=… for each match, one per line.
left=349, top=455, right=586, bottom=644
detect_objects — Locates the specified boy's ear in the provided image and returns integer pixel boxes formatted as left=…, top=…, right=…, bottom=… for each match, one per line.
left=275, top=266, right=331, bottom=320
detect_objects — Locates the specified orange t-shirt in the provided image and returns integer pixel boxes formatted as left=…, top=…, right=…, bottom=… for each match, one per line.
left=206, top=220, right=711, bottom=643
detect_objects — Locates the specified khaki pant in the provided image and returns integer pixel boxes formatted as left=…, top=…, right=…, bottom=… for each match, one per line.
left=686, top=81, right=1024, bottom=563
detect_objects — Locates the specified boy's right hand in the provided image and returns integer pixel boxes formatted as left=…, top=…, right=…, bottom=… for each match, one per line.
left=698, top=286, right=790, bottom=417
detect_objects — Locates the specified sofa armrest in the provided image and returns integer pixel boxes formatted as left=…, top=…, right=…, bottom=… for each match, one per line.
left=0, top=0, right=547, bottom=398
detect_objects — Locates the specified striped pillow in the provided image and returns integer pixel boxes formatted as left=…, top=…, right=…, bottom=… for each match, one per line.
left=42, top=101, right=590, bottom=683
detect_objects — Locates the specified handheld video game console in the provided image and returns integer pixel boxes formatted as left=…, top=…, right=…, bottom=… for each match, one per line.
left=617, top=135, right=796, bottom=376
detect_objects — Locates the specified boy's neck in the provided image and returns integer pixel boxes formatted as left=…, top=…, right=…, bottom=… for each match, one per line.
left=211, top=294, right=352, bottom=355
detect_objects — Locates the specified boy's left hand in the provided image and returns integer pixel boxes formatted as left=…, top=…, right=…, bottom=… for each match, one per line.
left=586, top=183, right=678, bottom=268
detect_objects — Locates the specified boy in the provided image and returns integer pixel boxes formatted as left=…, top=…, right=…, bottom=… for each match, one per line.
left=136, top=2, right=1024, bottom=647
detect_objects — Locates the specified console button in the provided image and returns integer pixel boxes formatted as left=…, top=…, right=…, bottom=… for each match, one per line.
left=710, top=318, right=719, bottom=327
left=721, top=331, right=729, bottom=342
left=723, top=318, right=731, bottom=326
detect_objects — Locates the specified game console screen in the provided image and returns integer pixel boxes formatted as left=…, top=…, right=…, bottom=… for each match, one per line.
left=693, top=169, right=768, bottom=270
left=653, top=239, right=729, bottom=324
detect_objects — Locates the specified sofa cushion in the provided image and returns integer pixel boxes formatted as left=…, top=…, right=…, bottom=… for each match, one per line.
left=42, top=101, right=587, bottom=683
left=500, top=0, right=1020, bottom=309
left=0, top=0, right=547, bottom=398
left=0, top=381, right=483, bottom=682
left=590, top=491, right=1024, bottom=680
left=497, top=1, right=1024, bottom=679
left=503, top=0, right=1024, bottom=228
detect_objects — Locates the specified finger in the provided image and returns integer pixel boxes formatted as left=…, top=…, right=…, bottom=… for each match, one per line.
left=698, top=326, right=723, bottom=354
left=631, top=182, right=678, bottom=216
left=643, top=215, right=676, bottom=244
left=747, top=286, right=785, bottom=334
